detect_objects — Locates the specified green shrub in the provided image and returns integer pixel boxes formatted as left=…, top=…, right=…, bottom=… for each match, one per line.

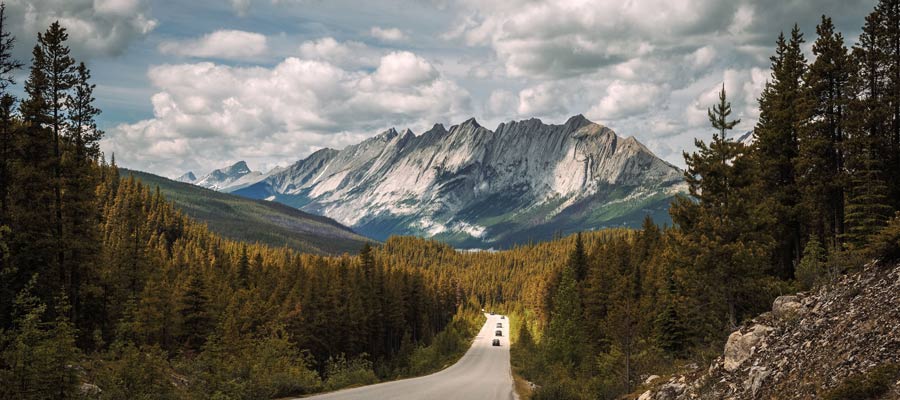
left=93, top=342, right=177, bottom=400
left=796, top=236, right=827, bottom=290
left=823, top=363, right=900, bottom=400
left=323, top=354, right=378, bottom=391
left=866, top=213, right=900, bottom=263
left=531, top=382, right=581, bottom=400
left=183, top=326, right=322, bottom=399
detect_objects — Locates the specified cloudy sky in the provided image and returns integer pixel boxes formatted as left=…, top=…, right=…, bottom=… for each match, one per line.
left=5, top=0, right=878, bottom=177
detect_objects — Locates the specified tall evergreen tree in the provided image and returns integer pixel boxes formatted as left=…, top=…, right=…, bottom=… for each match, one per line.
left=178, top=273, right=211, bottom=352
left=0, top=2, right=21, bottom=223
left=874, top=0, right=900, bottom=207
left=569, top=232, right=587, bottom=281
left=8, top=41, right=58, bottom=313
left=671, top=85, right=772, bottom=329
left=753, top=26, right=807, bottom=278
left=798, top=16, right=854, bottom=250
left=846, top=2, right=897, bottom=245
left=544, top=263, right=584, bottom=368
left=0, top=2, right=20, bottom=92
left=0, top=2, right=20, bottom=329
left=62, top=62, right=103, bottom=331
left=34, top=22, right=76, bottom=302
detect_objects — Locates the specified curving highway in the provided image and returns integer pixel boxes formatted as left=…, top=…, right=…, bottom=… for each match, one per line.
left=300, top=314, right=516, bottom=400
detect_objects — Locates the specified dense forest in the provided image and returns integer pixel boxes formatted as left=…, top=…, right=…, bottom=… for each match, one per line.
left=3, top=0, right=900, bottom=399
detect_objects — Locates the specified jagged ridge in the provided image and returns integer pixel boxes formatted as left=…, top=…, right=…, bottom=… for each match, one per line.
left=231, top=114, right=686, bottom=247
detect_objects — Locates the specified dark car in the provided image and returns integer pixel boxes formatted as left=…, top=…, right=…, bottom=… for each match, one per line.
left=496, top=323, right=502, bottom=328
left=492, top=339, right=500, bottom=346
left=500, top=315, right=505, bottom=319
left=495, top=330, right=502, bottom=336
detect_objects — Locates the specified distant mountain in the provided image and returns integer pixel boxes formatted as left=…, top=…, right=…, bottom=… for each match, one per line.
left=179, top=161, right=272, bottom=192
left=122, top=169, right=372, bottom=255
left=176, top=171, right=197, bottom=183
left=232, top=115, right=687, bottom=248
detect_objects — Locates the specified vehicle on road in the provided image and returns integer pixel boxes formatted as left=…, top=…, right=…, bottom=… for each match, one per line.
left=492, top=339, right=500, bottom=346
left=496, top=323, right=502, bottom=328
left=495, top=330, right=502, bottom=336
left=500, top=315, right=505, bottom=319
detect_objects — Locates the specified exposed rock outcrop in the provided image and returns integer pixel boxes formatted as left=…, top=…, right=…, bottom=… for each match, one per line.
left=641, top=261, right=900, bottom=399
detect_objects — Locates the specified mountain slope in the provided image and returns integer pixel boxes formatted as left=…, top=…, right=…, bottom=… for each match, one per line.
left=122, top=169, right=371, bottom=255
left=234, top=115, right=686, bottom=247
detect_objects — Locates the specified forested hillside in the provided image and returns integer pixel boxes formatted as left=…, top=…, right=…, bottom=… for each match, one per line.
left=120, top=169, right=370, bottom=255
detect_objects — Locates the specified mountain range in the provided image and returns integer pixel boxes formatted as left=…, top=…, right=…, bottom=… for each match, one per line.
left=183, top=115, right=687, bottom=247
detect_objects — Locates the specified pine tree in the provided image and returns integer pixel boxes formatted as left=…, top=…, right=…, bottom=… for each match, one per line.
left=544, top=264, right=584, bottom=368
left=62, top=61, right=103, bottom=335
left=0, top=2, right=20, bottom=92
left=753, top=26, right=807, bottom=279
left=178, top=273, right=211, bottom=352
left=671, top=85, right=772, bottom=330
left=237, top=246, right=250, bottom=288
left=8, top=41, right=58, bottom=313
left=34, top=22, right=76, bottom=297
left=874, top=0, right=900, bottom=207
left=795, top=235, right=827, bottom=290
left=798, top=16, right=854, bottom=250
left=655, top=266, right=685, bottom=356
left=0, top=2, right=21, bottom=223
left=568, top=233, right=588, bottom=281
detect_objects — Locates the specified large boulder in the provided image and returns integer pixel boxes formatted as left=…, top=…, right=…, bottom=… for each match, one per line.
left=724, top=324, right=772, bottom=372
left=772, top=295, right=806, bottom=318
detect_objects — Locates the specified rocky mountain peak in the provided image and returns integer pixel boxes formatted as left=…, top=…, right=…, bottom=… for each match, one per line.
left=376, top=127, right=400, bottom=141
left=564, top=113, right=590, bottom=128
left=458, top=117, right=481, bottom=129
left=176, top=171, right=197, bottom=183
left=224, top=161, right=251, bottom=175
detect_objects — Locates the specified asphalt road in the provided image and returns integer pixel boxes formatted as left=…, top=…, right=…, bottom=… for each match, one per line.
left=301, top=313, right=516, bottom=400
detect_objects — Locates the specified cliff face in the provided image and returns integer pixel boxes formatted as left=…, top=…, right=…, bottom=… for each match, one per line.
left=234, top=115, right=686, bottom=247
left=640, top=262, right=900, bottom=400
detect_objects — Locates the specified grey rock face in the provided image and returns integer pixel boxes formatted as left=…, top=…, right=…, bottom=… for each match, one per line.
left=723, top=324, right=772, bottom=372
left=772, top=295, right=807, bottom=318
left=234, top=115, right=686, bottom=246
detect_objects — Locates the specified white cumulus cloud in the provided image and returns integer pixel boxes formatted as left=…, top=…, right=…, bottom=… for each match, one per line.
left=370, top=26, right=408, bottom=42
left=159, top=30, right=268, bottom=60
left=102, top=51, right=470, bottom=176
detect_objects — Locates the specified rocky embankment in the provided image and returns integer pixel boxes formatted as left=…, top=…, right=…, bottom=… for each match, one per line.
left=640, top=262, right=900, bottom=399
